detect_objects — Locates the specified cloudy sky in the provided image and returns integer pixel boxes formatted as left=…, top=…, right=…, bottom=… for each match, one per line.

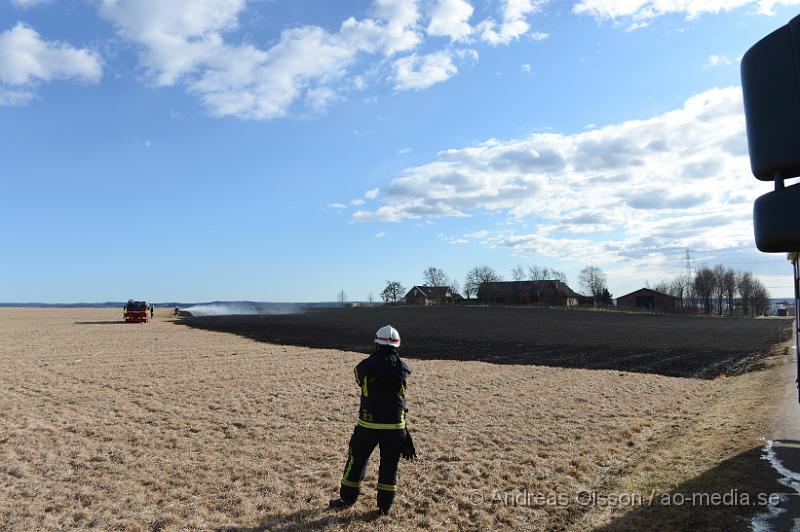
left=1, top=0, right=798, bottom=302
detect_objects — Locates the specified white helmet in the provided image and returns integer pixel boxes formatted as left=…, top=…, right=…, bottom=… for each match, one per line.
left=375, top=325, right=401, bottom=347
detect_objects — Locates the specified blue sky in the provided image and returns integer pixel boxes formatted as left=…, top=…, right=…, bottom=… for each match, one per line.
left=1, top=0, right=798, bottom=303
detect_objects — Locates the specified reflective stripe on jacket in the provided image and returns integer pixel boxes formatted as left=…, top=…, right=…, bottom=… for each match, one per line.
left=355, top=345, right=411, bottom=429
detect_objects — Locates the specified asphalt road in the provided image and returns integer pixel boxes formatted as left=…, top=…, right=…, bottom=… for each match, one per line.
left=756, top=345, right=800, bottom=531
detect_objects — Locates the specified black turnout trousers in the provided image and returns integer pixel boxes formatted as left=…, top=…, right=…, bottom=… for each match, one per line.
left=339, top=425, right=405, bottom=510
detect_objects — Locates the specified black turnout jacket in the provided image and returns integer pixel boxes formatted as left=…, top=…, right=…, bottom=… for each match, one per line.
left=354, top=345, right=411, bottom=430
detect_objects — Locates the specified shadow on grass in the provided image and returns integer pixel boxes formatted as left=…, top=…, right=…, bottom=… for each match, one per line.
left=595, top=443, right=796, bottom=532
left=218, top=507, right=380, bottom=532
left=176, top=307, right=793, bottom=379
left=219, top=444, right=796, bottom=531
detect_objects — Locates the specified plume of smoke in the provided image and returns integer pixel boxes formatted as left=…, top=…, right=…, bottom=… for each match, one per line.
left=182, top=302, right=305, bottom=316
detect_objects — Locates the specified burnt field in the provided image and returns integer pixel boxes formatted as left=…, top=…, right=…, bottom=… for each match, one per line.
left=178, top=306, right=792, bottom=379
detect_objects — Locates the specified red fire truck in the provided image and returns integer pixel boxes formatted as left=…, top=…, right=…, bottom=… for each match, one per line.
left=123, top=300, right=149, bottom=323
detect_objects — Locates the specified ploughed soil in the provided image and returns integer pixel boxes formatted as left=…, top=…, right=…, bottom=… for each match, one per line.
left=178, top=306, right=792, bottom=379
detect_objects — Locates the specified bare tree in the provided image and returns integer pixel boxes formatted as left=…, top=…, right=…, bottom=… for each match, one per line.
left=526, top=264, right=567, bottom=285
left=751, top=278, right=771, bottom=316
left=450, top=279, right=462, bottom=299
left=462, top=278, right=477, bottom=300
left=527, top=265, right=549, bottom=301
left=721, top=268, right=737, bottom=315
left=528, top=265, right=547, bottom=281
left=713, top=264, right=726, bottom=316
left=579, top=266, right=608, bottom=306
left=550, top=269, right=568, bottom=284
left=511, top=265, right=526, bottom=281
left=381, top=281, right=405, bottom=304
left=738, top=272, right=754, bottom=316
left=337, top=290, right=347, bottom=308
left=669, top=275, right=686, bottom=307
left=465, top=265, right=502, bottom=302
left=653, top=280, right=671, bottom=295
left=669, top=275, right=688, bottom=308
left=422, top=266, right=449, bottom=287
left=693, top=267, right=717, bottom=314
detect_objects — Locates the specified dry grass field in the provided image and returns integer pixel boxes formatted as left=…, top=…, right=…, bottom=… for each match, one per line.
left=0, top=308, right=793, bottom=531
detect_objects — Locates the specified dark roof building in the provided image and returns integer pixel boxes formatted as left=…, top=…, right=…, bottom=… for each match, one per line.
left=477, top=280, right=582, bottom=306
left=616, top=288, right=680, bottom=312
left=405, top=285, right=462, bottom=305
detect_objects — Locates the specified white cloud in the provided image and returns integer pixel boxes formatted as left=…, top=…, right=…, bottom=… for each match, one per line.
left=91, top=0, right=547, bottom=118
left=99, top=0, right=245, bottom=84
left=351, top=198, right=366, bottom=206
left=573, top=0, right=800, bottom=21
left=706, top=54, right=733, bottom=67
left=0, top=23, right=102, bottom=105
left=351, top=87, right=763, bottom=272
left=625, top=21, right=649, bottom=31
left=521, top=63, right=531, bottom=72
left=98, top=0, right=429, bottom=119
left=398, top=147, right=412, bottom=154
left=10, top=0, right=52, bottom=7
left=327, top=203, right=347, bottom=209
left=0, top=23, right=102, bottom=85
left=478, top=0, right=548, bottom=45
left=372, top=0, right=423, bottom=55
left=306, top=86, right=341, bottom=113
left=393, top=48, right=477, bottom=91
left=375, top=230, right=387, bottom=238
left=365, top=188, right=380, bottom=199
left=0, top=87, right=33, bottom=105
left=427, top=0, right=475, bottom=41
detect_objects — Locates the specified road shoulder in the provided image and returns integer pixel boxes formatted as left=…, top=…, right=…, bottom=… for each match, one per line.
left=592, top=341, right=795, bottom=531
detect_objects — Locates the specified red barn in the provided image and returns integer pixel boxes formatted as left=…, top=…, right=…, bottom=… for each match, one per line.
left=477, top=280, right=582, bottom=306
left=404, top=286, right=462, bottom=305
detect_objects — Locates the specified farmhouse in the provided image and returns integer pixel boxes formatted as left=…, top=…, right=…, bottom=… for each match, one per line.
left=616, top=288, right=680, bottom=312
left=477, top=280, right=582, bottom=306
left=405, top=285, right=462, bottom=305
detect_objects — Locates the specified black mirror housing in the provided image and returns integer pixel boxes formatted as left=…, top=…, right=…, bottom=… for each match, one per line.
left=754, top=183, right=800, bottom=252
left=741, top=14, right=800, bottom=181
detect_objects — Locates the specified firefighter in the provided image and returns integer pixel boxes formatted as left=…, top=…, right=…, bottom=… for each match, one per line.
left=329, top=325, right=412, bottom=516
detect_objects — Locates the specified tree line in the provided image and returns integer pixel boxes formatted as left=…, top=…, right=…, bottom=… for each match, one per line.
left=650, top=265, right=771, bottom=316
left=379, top=266, right=459, bottom=304
left=377, top=264, right=613, bottom=305
left=368, top=262, right=771, bottom=316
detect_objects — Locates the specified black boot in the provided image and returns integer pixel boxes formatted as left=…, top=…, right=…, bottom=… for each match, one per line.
left=328, top=498, right=355, bottom=510
left=377, top=489, right=395, bottom=516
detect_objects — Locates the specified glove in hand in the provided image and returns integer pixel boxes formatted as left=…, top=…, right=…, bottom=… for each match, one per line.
left=401, top=428, right=417, bottom=460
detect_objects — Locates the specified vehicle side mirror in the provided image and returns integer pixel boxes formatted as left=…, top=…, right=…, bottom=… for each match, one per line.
left=753, top=183, right=800, bottom=252
left=742, top=14, right=800, bottom=252
left=742, top=15, right=800, bottom=181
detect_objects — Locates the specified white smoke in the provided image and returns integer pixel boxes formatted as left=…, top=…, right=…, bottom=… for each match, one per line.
left=181, top=302, right=305, bottom=316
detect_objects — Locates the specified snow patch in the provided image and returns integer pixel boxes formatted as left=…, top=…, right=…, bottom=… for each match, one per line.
left=751, top=440, right=800, bottom=531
